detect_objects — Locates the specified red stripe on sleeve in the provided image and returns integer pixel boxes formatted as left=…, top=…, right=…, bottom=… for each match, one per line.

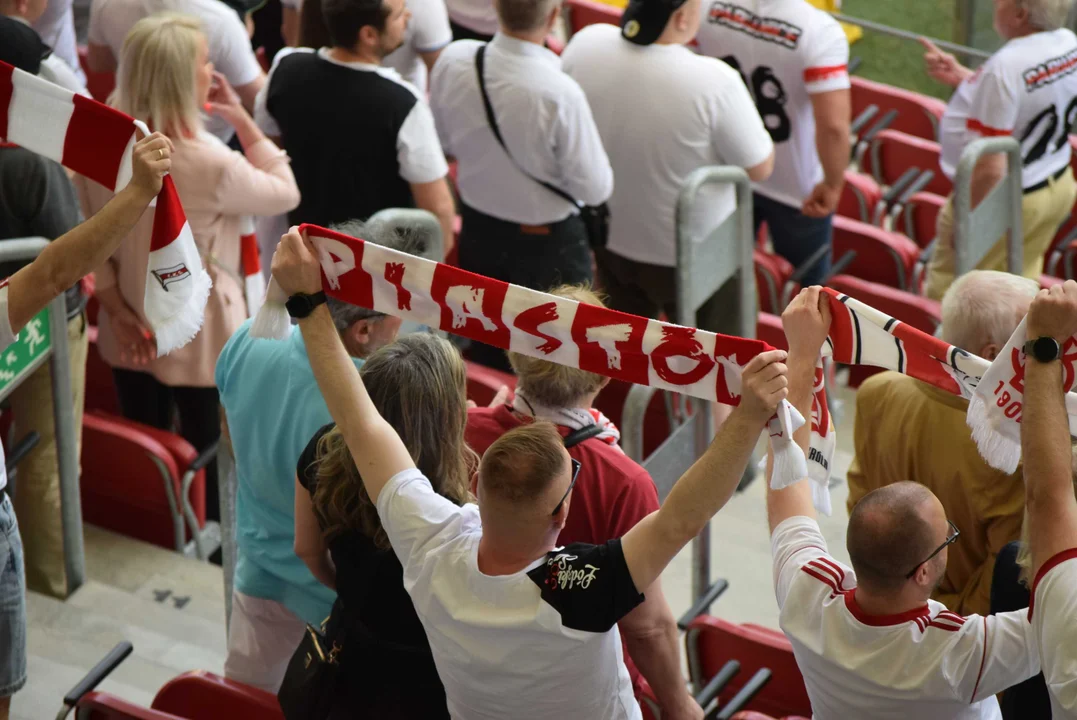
left=62, top=93, right=137, bottom=190
left=801, top=565, right=840, bottom=596
left=970, top=615, right=988, bottom=702
left=0, top=62, right=14, bottom=142
left=966, top=118, right=1011, bottom=137
left=804, top=64, right=848, bottom=82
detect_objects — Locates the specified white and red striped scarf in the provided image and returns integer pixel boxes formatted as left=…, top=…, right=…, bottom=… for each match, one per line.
left=512, top=391, right=623, bottom=451
left=0, top=60, right=209, bottom=354
left=252, top=224, right=813, bottom=490
left=239, top=216, right=265, bottom=317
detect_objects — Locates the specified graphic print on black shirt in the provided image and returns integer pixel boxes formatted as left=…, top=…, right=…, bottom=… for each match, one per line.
left=526, top=541, right=644, bottom=634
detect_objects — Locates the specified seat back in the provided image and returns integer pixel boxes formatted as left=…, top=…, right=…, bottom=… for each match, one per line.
left=687, top=616, right=811, bottom=718
left=80, top=412, right=204, bottom=549
left=151, top=671, right=285, bottom=720
left=754, top=250, right=794, bottom=314
left=850, top=76, right=946, bottom=142
left=831, top=216, right=921, bottom=289
left=838, top=170, right=882, bottom=223
left=86, top=328, right=121, bottom=415
left=74, top=692, right=183, bottom=720
left=867, top=130, right=951, bottom=197
left=563, top=0, right=621, bottom=35
left=465, top=361, right=517, bottom=407
left=893, top=192, right=946, bottom=249
left=757, top=313, right=788, bottom=351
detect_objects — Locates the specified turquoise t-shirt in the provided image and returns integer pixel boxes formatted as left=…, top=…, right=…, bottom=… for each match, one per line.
left=215, top=319, right=361, bottom=626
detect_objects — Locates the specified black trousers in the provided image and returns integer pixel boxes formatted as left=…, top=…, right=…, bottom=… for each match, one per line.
left=449, top=19, right=494, bottom=42
left=458, top=203, right=593, bottom=370
left=112, top=369, right=221, bottom=523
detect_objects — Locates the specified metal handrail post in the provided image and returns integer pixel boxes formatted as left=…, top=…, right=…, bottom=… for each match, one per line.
left=675, top=166, right=755, bottom=604
left=0, top=238, right=84, bottom=594
left=218, top=443, right=237, bottom=631
left=953, top=137, right=1023, bottom=278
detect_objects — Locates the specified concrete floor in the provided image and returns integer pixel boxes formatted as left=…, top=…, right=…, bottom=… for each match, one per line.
left=13, top=387, right=858, bottom=719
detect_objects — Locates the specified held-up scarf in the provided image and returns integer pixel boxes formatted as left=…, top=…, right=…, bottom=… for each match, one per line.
left=252, top=224, right=813, bottom=491
left=513, top=391, right=623, bottom=452
left=239, top=216, right=265, bottom=317
left=0, top=60, right=209, bottom=354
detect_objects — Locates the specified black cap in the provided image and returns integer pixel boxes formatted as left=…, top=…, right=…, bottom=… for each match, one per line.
left=620, top=0, right=688, bottom=45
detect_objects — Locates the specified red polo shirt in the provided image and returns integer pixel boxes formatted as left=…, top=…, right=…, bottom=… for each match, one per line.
left=466, top=404, right=661, bottom=695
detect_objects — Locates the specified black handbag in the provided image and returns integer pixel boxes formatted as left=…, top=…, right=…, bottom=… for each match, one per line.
left=474, top=45, right=610, bottom=251
left=277, top=619, right=343, bottom=720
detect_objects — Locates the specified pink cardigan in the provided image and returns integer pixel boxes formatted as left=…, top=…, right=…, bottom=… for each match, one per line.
left=79, top=132, right=299, bottom=387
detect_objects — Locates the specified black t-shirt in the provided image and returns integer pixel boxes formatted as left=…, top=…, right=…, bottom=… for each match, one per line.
left=296, top=423, right=448, bottom=719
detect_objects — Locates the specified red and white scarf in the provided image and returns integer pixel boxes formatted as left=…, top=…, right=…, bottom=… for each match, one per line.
left=252, top=223, right=811, bottom=485
left=0, top=60, right=209, bottom=354
left=239, top=216, right=265, bottom=317
left=512, top=391, right=623, bottom=452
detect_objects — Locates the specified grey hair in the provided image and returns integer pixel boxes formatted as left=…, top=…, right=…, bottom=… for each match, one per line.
left=1021, top=0, right=1073, bottom=30
left=325, top=219, right=426, bottom=333
left=495, top=0, right=560, bottom=32
left=939, top=270, right=1038, bottom=354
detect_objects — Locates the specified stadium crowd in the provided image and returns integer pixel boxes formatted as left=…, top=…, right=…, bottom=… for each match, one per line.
left=2, top=0, right=1077, bottom=716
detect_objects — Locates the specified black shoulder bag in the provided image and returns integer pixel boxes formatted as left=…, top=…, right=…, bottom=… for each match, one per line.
left=278, top=612, right=343, bottom=720
left=563, top=423, right=604, bottom=448
left=474, top=45, right=609, bottom=250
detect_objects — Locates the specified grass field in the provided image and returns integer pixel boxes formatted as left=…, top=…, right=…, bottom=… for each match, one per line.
left=841, top=0, right=998, bottom=99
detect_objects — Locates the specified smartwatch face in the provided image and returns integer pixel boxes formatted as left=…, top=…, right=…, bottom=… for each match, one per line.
left=1034, top=336, right=1061, bottom=362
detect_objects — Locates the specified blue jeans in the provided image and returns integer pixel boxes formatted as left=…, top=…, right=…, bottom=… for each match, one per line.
left=0, top=493, right=27, bottom=697
left=753, top=193, right=833, bottom=287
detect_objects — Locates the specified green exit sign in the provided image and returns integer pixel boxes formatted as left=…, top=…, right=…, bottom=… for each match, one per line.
left=0, top=308, right=51, bottom=397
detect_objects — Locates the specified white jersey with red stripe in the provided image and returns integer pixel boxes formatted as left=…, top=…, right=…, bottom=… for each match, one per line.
left=771, top=516, right=1040, bottom=720
left=695, top=0, right=849, bottom=208
left=939, top=28, right=1077, bottom=187
left=1030, top=548, right=1077, bottom=719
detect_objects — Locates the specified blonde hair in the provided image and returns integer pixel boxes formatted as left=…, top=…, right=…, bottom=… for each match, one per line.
left=1021, top=0, right=1073, bottom=30
left=310, top=334, right=477, bottom=548
left=939, top=271, right=1038, bottom=354
left=509, top=285, right=609, bottom=408
left=113, top=13, right=204, bottom=137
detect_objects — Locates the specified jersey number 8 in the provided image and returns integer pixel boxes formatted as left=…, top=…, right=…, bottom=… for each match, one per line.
left=723, top=56, right=792, bottom=144
left=1020, top=97, right=1077, bottom=166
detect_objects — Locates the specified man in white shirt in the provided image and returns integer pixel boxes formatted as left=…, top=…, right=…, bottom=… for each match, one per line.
left=766, top=286, right=1041, bottom=720
left=561, top=0, right=773, bottom=336
left=30, top=0, right=83, bottom=85
left=270, top=225, right=790, bottom=720
left=1018, top=279, right=1077, bottom=719
left=430, top=0, right=613, bottom=369
left=695, top=0, right=850, bottom=286
left=0, top=5, right=87, bottom=96
left=85, top=0, right=267, bottom=143
left=0, top=132, right=172, bottom=720
left=919, top=0, right=1077, bottom=300
left=445, top=0, right=496, bottom=41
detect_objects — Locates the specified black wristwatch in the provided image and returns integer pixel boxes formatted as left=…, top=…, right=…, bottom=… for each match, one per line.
left=1023, top=336, right=1062, bottom=363
left=285, top=291, right=327, bottom=319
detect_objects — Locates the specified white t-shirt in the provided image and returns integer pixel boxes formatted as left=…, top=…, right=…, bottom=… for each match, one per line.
left=0, top=282, right=17, bottom=492
left=430, top=34, right=613, bottom=224
left=938, top=28, right=1077, bottom=187
left=383, top=0, right=453, bottom=94
left=31, top=0, right=85, bottom=85
left=87, top=0, right=263, bottom=142
left=695, top=0, right=849, bottom=208
left=772, top=516, right=1040, bottom=720
left=376, top=468, right=644, bottom=720
left=562, top=24, right=773, bottom=267
left=444, top=0, right=498, bottom=37
left=1030, top=548, right=1077, bottom=718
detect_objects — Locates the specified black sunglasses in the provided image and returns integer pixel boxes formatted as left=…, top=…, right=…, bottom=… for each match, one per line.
left=552, top=458, right=582, bottom=516
left=905, top=520, right=960, bottom=579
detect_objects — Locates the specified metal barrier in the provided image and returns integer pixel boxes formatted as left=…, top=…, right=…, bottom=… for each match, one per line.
left=828, top=12, right=992, bottom=61
left=952, top=137, right=1023, bottom=277
left=0, top=238, right=84, bottom=595
left=620, top=167, right=755, bottom=619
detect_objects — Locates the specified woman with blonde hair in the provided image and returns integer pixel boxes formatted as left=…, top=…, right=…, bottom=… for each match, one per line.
left=78, top=13, right=299, bottom=524
left=293, top=332, right=474, bottom=719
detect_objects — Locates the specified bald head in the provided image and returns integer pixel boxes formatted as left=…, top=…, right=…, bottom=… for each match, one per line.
left=847, top=482, right=945, bottom=593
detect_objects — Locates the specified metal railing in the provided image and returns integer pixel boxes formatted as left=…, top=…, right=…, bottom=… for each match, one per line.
left=828, top=11, right=992, bottom=60
left=0, top=238, right=84, bottom=595
left=620, top=166, right=755, bottom=620
left=952, top=137, right=1024, bottom=277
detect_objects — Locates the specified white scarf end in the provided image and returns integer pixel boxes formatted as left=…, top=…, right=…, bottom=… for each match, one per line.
left=250, top=279, right=292, bottom=340
left=153, top=267, right=212, bottom=356
left=966, top=393, right=1022, bottom=473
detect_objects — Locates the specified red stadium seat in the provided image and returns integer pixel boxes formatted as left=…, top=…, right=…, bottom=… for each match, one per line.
left=892, top=191, right=946, bottom=250
left=850, top=76, right=946, bottom=142
left=731, top=713, right=811, bottom=720
left=78, top=45, right=116, bottom=103
left=864, top=130, right=952, bottom=198
left=70, top=692, right=182, bottom=720
left=86, top=327, right=121, bottom=415
left=152, top=671, right=285, bottom=720
left=826, top=274, right=942, bottom=388
left=757, top=313, right=787, bottom=351
left=831, top=216, right=921, bottom=290
left=465, top=361, right=517, bottom=406
left=686, top=616, right=811, bottom=718
left=838, top=170, right=882, bottom=223
left=81, top=412, right=208, bottom=554
left=754, top=250, right=796, bottom=314
left=563, top=0, right=621, bottom=35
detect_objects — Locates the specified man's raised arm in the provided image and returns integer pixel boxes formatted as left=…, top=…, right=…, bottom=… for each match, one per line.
left=1020, top=280, right=1077, bottom=577
left=621, top=351, right=788, bottom=593
left=271, top=229, right=415, bottom=504
left=766, top=287, right=831, bottom=532
left=6, top=132, right=173, bottom=332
